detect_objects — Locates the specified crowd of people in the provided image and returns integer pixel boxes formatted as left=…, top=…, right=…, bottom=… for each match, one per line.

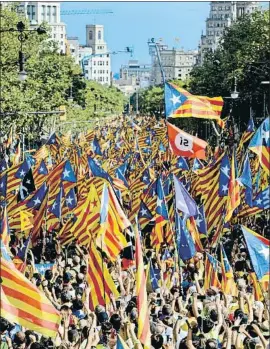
left=0, top=115, right=269, bottom=349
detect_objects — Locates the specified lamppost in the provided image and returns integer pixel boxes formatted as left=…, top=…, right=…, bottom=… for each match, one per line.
left=0, top=21, right=46, bottom=81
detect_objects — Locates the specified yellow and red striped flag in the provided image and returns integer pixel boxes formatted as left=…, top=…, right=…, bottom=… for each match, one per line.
left=87, top=242, right=119, bottom=311
left=225, top=152, right=240, bottom=222
left=1, top=257, right=60, bottom=337
left=165, top=83, right=224, bottom=126
left=135, top=223, right=151, bottom=349
left=0, top=205, right=10, bottom=248
left=20, top=210, right=34, bottom=231
left=204, top=253, right=221, bottom=290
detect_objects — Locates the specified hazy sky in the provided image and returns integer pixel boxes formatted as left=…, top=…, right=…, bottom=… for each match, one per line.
left=61, top=2, right=268, bottom=74
left=61, top=2, right=210, bottom=73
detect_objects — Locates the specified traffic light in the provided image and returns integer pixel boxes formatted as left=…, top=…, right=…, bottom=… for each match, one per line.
left=59, top=105, right=66, bottom=121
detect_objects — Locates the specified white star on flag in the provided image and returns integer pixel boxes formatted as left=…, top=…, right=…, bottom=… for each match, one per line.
left=261, top=129, right=269, bottom=142
left=33, top=197, right=41, bottom=206
left=170, top=94, right=181, bottom=106
left=222, top=184, right=228, bottom=193
left=157, top=198, right=163, bottom=207
left=66, top=196, right=73, bottom=205
left=63, top=169, right=70, bottom=178
left=258, top=245, right=269, bottom=260
left=140, top=208, right=148, bottom=216
left=19, top=170, right=26, bottom=177
left=221, top=165, right=230, bottom=178
left=195, top=217, right=203, bottom=227
left=256, top=198, right=262, bottom=205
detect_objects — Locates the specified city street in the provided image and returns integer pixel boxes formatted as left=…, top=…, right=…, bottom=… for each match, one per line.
left=0, top=2, right=269, bottom=349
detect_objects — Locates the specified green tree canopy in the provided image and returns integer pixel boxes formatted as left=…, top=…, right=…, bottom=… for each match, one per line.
left=189, top=10, right=270, bottom=127
left=0, top=5, right=126, bottom=137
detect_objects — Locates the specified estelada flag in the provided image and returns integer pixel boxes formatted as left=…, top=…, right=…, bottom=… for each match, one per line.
left=167, top=122, right=208, bottom=160
left=20, top=211, right=34, bottom=231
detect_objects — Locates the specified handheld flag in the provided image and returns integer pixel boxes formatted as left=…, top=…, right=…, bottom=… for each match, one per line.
left=167, top=122, right=208, bottom=160
left=20, top=211, right=34, bottom=231
left=249, top=117, right=269, bottom=173
left=173, top=174, right=198, bottom=217
left=241, top=225, right=269, bottom=281
left=165, top=82, right=224, bottom=125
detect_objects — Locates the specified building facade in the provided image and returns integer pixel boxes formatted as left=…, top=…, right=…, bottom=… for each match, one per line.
left=84, top=25, right=111, bottom=85
left=16, top=2, right=66, bottom=54
left=120, top=60, right=151, bottom=88
left=67, top=25, right=111, bottom=85
left=149, top=45, right=197, bottom=86
left=197, top=1, right=259, bottom=65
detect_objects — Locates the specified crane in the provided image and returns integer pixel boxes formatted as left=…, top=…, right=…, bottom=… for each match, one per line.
left=81, top=47, right=134, bottom=75
left=60, top=9, right=113, bottom=15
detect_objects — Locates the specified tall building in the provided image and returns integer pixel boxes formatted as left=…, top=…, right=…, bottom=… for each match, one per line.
left=67, top=25, right=111, bottom=85
left=16, top=2, right=66, bottom=54
left=84, top=24, right=111, bottom=85
left=197, top=1, right=259, bottom=65
left=149, top=43, right=197, bottom=86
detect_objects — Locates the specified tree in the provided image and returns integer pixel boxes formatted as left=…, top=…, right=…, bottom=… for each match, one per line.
left=0, top=5, right=126, bottom=137
left=189, top=10, right=270, bottom=128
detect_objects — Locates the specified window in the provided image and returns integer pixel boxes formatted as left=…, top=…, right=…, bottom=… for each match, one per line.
left=61, top=34, right=63, bottom=38
left=52, top=6, right=57, bottom=23
left=47, top=5, right=51, bottom=21
left=94, top=70, right=96, bottom=74
left=61, top=41, right=63, bottom=46
left=27, top=5, right=36, bottom=21
left=85, top=70, right=88, bottom=74
left=106, top=61, right=109, bottom=66
left=53, top=34, right=56, bottom=39
left=98, top=30, right=102, bottom=40
left=106, top=77, right=108, bottom=81
left=41, top=5, right=45, bottom=21
left=89, top=31, right=93, bottom=40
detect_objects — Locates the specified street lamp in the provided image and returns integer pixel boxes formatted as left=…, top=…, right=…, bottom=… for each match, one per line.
left=230, top=76, right=239, bottom=99
left=0, top=21, right=46, bottom=81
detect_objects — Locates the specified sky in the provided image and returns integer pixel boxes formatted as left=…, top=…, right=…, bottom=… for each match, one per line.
left=61, top=2, right=210, bottom=73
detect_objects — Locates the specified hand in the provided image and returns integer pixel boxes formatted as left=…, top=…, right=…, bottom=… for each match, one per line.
left=5, top=336, right=12, bottom=348
left=28, top=335, right=36, bottom=344
left=173, top=292, right=180, bottom=300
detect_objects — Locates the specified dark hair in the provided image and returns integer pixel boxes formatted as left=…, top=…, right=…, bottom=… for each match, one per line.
left=72, top=299, right=83, bottom=311
left=101, top=321, right=113, bottom=333
left=44, top=269, right=53, bottom=281
left=151, top=334, right=164, bottom=349
left=13, top=332, right=26, bottom=345
left=30, top=343, right=45, bottom=349
left=61, top=291, right=71, bottom=303
left=82, top=326, right=90, bottom=339
left=68, top=329, right=78, bottom=343
left=110, top=314, right=121, bottom=332
left=80, top=265, right=87, bottom=273
left=198, top=317, right=214, bottom=334
left=25, top=331, right=38, bottom=346
left=0, top=317, right=10, bottom=333
left=209, top=309, right=218, bottom=322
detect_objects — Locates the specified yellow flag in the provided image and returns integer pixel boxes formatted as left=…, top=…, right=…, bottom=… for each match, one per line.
left=20, top=211, right=34, bottom=231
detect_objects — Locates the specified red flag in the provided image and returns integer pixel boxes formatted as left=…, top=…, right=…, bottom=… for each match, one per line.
left=167, top=122, right=208, bottom=160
